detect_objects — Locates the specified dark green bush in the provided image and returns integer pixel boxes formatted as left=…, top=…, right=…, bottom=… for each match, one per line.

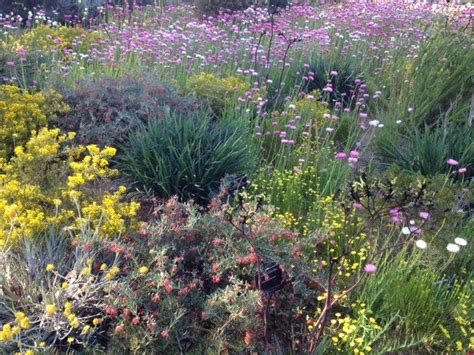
left=56, top=76, right=199, bottom=147
left=119, top=112, right=256, bottom=204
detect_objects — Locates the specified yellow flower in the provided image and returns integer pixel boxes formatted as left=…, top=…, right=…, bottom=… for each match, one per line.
left=19, top=317, right=30, bottom=330
left=67, top=132, right=76, bottom=140
left=82, top=325, right=91, bottom=334
left=12, top=326, right=21, bottom=335
left=25, top=350, right=35, bottom=355
left=139, top=266, right=149, bottom=275
left=67, top=336, right=74, bottom=344
left=64, top=302, right=73, bottom=316
left=100, top=263, right=107, bottom=271
left=92, top=318, right=103, bottom=326
left=62, top=282, right=69, bottom=289
left=46, top=264, right=55, bottom=272
left=45, top=304, right=58, bottom=315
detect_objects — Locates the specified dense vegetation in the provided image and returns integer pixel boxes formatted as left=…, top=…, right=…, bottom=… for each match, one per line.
left=0, top=0, right=472, bottom=354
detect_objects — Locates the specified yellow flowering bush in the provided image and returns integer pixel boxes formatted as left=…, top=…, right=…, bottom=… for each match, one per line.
left=186, top=73, right=251, bottom=114
left=0, top=85, right=69, bottom=160
left=0, top=128, right=139, bottom=248
left=12, top=25, right=103, bottom=54
left=325, top=303, right=382, bottom=354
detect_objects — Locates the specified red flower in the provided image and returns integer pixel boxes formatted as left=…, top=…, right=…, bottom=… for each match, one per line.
left=105, top=306, right=118, bottom=318
left=132, top=317, right=141, bottom=325
left=160, top=329, right=170, bottom=338
left=152, top=294, right=161, bottom=303
left=123, top=308, right=132, bottom=320
left=115, top=325, right=125, bottom=334
left=212, top=275, right=221, bottom=284
left=163, top=279, right=174, bottom=294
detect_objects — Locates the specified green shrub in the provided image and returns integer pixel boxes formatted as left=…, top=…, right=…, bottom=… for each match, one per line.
left=185, top=73, right=251, bottom=117
left=56, top=76, right=199, bottom=147
left=119, top=111, right=256, bottom=204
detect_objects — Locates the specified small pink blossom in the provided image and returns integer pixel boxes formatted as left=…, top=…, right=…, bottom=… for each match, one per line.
left=458, top=167, right=467, bottom=174
left=349, top=150, right=360, bottom=158
left=419, top=212, right=430, bottom=220
left=335, top=152, right=347, bottom=160
left=447, top=159, right=459, bottom=166
left=348, top=157, right=358, bottom=165
left=353, top=203, right=363, bottom=210
left=364, top=264, right=377, bottom=274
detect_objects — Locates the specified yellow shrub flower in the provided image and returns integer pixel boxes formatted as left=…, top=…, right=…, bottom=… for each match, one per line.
left=45, top=304, right=57, bottom=315
left=139, top=266, right=149, bottom=275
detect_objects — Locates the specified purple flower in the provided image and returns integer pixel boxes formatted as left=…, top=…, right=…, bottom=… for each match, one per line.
left=349, top=150, right=360, bottom=159
left=364, top=264, right=377, bottom=274
left=335, top=152, right=347, bottom=160
left=419, top=212, right=430, bottom=220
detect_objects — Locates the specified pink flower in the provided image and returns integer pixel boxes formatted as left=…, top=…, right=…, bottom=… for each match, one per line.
left=389, top=208, right=400, bottom=217
left=447, top=159, right=459, bottom=166
left=349, top=150, right=360, bottom=158
left=335, top=152, right=347, bottom=160
left=391, top=216, right=402, bottom=225
left=353, top=203, right=363, bottom=210
left=330, top=70, right=338, bottom=76
left=458, top=167, right=467, bottom=174
left=348, top=157, right=358, bottom=165
left=364, top=264, right=377, bottom=274
left=419, top=212, right=430, bottom=220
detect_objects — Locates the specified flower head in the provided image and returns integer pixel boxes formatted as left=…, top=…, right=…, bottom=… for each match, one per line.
left=454, top=237, right=467, bottom=246
left=364, top=264, right=377, bottom=274
left=419, top=212, right=430, bottom=220
left=139, top=266, right=149, bottom=275
left=447, top=159, right=459, bottom=166
left=446, top=243, right=460, bottom=253
left=45, top=304, right=58, bottom=315
left=415, top=240, right=427, bottom=249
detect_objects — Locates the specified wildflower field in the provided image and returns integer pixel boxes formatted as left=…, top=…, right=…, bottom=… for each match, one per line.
left=0, top=0, right=473, bottom=353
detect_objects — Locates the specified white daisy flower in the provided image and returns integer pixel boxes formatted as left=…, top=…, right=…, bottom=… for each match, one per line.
left=446, top=243, right=460, bottom=253
left=454, top=237, right=467, bottom=246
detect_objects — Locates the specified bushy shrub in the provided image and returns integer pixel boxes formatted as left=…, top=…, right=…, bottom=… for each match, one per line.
left=119, top=112, right=256, bottom=204
left=0, top=128, right=139, bottom=248
left=186, top=73, right=251, bottom=116
left=0, top=85, right=68, bottom=160
left=0, top=198, right=316, bottom=353
left=57, top=76, right=199, bottom=147
left=11, top=25, right=103, bottom=54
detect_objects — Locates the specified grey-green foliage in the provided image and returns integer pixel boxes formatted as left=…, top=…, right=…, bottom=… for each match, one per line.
left=119, top=111, right=257, bottom=204
left=377, top=121, right=474, bottom=178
